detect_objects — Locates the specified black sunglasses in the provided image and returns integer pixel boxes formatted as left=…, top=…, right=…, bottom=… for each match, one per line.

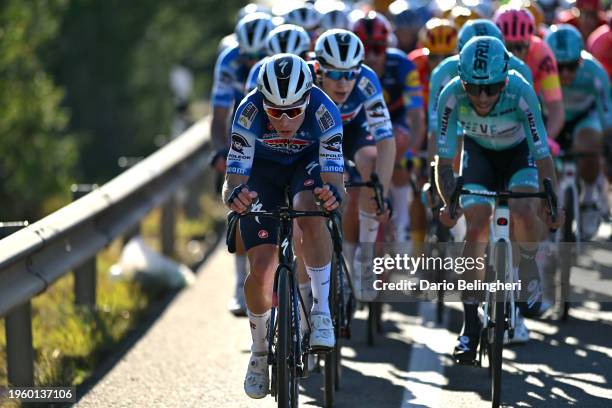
left=463, top=81, right=506, bottom=97
left=557, top=60, right=580, bottom=72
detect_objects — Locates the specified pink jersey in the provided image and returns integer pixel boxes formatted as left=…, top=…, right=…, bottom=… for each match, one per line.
left=525, top=36, right=563, bottom=103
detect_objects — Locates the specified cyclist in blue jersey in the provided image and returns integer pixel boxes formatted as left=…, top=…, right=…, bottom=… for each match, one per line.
left=546, top=24, right=612, bottom=239
left=245, top=24, right=312, bottom=93
left=223, top=54, right=346, bottom=399
left=309, top=29, right=396, bottom=301
left=353, top=11, right=426, bottom=247
left=434, top=37, right=563, bottom=363
left=210, top=13, right=275, bottom=316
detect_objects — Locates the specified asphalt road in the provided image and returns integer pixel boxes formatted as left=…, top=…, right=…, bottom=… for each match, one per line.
left=76, top=232, right=612, bottom=408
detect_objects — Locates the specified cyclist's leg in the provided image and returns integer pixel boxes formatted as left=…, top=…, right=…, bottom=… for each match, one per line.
left=573, top=114, right=605, bottom=237
left=505, top=141, right=546, bottom=325
left=390, top=124, right=413, bottom=244
left=291, top=153, right=335, bottom=350
left=453, top=138, right=495, bottom=362
left=228, top=229, right=248, bottom=316
left=239, top=160, right=285, bottom=398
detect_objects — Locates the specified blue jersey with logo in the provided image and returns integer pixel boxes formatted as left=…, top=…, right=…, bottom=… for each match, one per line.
left=211, top=45, right=251, bottom=110
left=226, top=86, right=345, bottom=176
left=436, top=71, right=550, bottom=160
left=307, top=62, right=394, bottom=142
left=245, top=58, right=266, bottom=93
left=429, top=54, right=534, bottom=131
left=379, top=48, right=423, bottom=126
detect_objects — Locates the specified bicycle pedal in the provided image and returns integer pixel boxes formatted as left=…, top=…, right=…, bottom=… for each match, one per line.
left=309, top=345, right=333, bottom=355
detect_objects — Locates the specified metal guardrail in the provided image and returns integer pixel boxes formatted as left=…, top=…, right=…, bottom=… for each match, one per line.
left=0, top=117, right=213, bottom=387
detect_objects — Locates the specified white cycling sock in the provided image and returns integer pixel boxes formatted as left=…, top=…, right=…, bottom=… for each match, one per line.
left=389, top=184, right=411, bottom=242
left=306, top=263, right=331, bottom=316
left=248, top=309, right=270, bottom=354
left=299, top=282, right=312, bottom=334
left=583, top=181, right=596, bottom=203
left=359, top=210, right=380, bottom=244
left=234, top=255, right=247, bottom=298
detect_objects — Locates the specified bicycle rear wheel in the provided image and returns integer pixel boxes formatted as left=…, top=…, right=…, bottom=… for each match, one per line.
left=489, top=241, right=507, bottom=408
left=560, top=188, right=575, bottom=321
left=277, top=268, right=298, bottom=408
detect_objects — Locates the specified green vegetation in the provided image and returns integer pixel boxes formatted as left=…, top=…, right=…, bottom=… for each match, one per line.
left=0, top=196, right=225, bottom=391
left=0, top=0, right=243, bottom=220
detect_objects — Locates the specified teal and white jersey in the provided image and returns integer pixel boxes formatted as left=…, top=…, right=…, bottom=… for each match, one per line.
left=428, top=55, right=533, bottom=131
left=436, top=70, right=550, bottom=160
left=561, top=51, right=612, bottom=127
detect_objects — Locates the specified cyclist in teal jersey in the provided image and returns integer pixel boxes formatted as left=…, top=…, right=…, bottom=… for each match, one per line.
left=428, top=19, right=534, bottom=153
left=434, top=36, right=563, bottom=363
left=546, top=24, right=612, bottom=239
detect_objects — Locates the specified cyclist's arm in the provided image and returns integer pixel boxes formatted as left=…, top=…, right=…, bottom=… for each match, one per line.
left=593, top=60, right=612, bottom=138
left=210, top=49, right=239, bottom=149
left=544, top=99, right=565, bottom=141
left=211, top=106, right=232, bottom=149
left=518, top=81, right=557, bottom=187
left=402, top=65, right=426, bottom=152
left=363, top=96, right=396, bottom=195
left=427, top=66, right=450, bottom=163
left=317, top=99, right=347, bottom=210
left=434, top=81, right=460, bottom=204
left=538, top=49, right=565, bottom=140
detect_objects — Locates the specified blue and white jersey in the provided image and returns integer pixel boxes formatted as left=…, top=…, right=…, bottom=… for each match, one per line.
left=308, top=62, right=394, bottom=142
left=436, top=70, right=550, bottom=160
left=429, top=54, right=534, bottom=131
left=245, top=58, right=266, bottom=93
left=226, top=86, right=345, bottom=176
left=211, top=44, right=252, bottom=110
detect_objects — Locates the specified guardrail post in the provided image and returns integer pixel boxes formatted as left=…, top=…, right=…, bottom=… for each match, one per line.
left=5, top=302, right=34, bottom=387
left=0, top=222, right=33, bottom=387
left=71, top=184, right=98, bottom=309
left=118, top=157, right=144, bottom=243
left=161, top=197, right=176, bottom=257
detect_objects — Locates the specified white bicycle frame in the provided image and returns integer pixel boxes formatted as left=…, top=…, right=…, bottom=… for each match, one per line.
left=482, top=203, right=516, bottom=336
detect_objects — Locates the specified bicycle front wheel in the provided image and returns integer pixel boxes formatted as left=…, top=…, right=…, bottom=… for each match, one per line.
left=560, top=187, right=575, bottom=321
left=277, top=268, right=298, bottom=408
left=490, top=241, right=507, bottom=408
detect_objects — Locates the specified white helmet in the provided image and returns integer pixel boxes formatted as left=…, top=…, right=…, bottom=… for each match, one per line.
left=319, top=7, right=351, bottom=30
left=314, top=29, right=364, bottom=69
left=237, top=3, right=271, bottom=22
left=257, top=54, right=313, bottom=106
left=283, top=3, right=321, bottom=31
left=235, top=12, right=275, bottom=55
left=266, top=24, right=311, bottom=57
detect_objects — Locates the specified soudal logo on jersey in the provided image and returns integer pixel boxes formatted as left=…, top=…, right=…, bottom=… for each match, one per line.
left=262, top=137, right=311, bottom=152
left=321, top=133, right=342, bottom=152
left=238, top=102, right=258, bottom=129
left=231, top=133, right=251, bottom=154
left=315, top=104, right=335, bottom=132
left=358, top=76, right=376, bottom=98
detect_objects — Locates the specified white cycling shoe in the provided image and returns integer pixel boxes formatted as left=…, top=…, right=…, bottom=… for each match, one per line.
left=353, top=248, right=378, bottom=302
left=504, top=312, right=530, bottom=345
left=309, top=314, right=335, bottom=351
left=244, top=353, right=269, bottom=399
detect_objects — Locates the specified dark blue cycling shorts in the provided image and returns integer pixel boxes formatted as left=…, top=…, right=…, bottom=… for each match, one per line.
left=240, top=149, right=323, bottom=251
left=343, top=110, right=375, bottom=161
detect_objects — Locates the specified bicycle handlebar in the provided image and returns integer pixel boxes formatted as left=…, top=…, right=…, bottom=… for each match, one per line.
left=345, top=172, right=385, bottom=215
left=226, top=207, right=342, bottom=254
left=448, top=176, right=558, bottom=227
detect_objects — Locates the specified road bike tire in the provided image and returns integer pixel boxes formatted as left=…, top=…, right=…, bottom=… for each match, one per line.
left=277, top=268, right=298, bottom=408
left=560, top=188, right=574, bottom=321
left=325, top=256, right=340, bottom=407
left=367, top=302, right=377, bottom=346
left=490, top=241, right=507, bottom=408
